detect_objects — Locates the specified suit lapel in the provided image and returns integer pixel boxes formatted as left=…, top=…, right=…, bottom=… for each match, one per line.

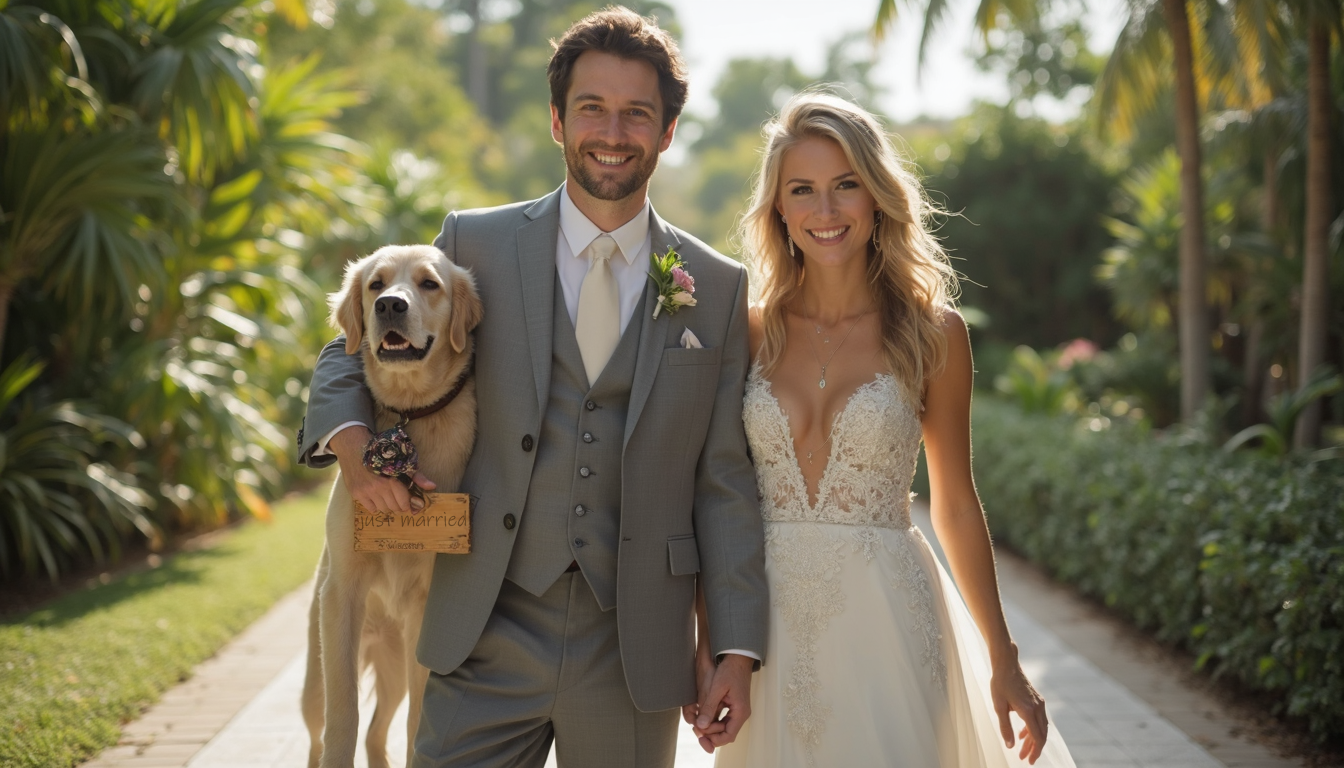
left=517, top=190, right=562, bottom=411
left=623, top=210, right=682, bottom=449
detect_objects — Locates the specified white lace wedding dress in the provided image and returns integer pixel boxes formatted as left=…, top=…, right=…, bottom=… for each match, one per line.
left=715, top=366, right=1076, bottom=768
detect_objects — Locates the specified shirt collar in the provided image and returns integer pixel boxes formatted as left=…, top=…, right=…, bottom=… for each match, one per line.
left=559, top=182, right=649, bottom=265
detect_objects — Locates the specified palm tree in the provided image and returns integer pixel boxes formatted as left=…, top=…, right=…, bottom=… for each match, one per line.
left=1160, top=0, right=1212, bottom=421
left=876, top=0, right=1275, bottom=422
left=1294, top=8, right=1336, bottom=448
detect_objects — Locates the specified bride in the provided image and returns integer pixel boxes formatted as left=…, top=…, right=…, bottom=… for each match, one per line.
left=692, top=93, right=1075, bottom=767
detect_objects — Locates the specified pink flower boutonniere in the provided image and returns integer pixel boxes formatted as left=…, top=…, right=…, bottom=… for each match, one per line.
left=649, top=247, right=696, bottom=319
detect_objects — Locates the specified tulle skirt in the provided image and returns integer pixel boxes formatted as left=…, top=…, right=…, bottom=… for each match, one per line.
left=715, top=521, right=1075, bottom=768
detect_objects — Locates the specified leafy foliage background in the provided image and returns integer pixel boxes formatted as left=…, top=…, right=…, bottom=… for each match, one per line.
left=970, top=398, right=1344, bottom=739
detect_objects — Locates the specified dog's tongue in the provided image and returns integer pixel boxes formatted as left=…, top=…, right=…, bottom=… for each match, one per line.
left=383, top=331, right=407, bottom=346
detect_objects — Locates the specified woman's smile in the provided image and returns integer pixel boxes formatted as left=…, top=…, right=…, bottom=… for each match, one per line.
left=807, top=225, right=850, bottom=245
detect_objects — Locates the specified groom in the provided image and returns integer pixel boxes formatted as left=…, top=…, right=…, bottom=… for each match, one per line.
left=298, top=7, right=767, bottom=766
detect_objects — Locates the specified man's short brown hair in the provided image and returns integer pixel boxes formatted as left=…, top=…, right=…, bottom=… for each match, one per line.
left=547, top=6, right=689, bottom=132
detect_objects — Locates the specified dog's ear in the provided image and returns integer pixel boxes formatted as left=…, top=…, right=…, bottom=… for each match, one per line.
left=447, top=266, right=483, bottom=354
left=330, top=257, right=367, bottom=355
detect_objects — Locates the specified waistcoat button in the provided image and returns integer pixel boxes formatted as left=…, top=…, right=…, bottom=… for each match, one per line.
left=503, top=513, right=516, bottom=530
left=574, top=504, right=586, bottom=516
left=585, top=400, right=596, bottom=411
left=573, top=538, right=585, bottom=547
left=521, top=434, right=534, bottom=452
left=579, top=466, right=591, bottom=478
left=583, top=432, right=593, bottom=443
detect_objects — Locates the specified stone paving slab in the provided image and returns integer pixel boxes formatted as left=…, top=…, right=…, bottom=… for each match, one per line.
left=84, top=584, right=316, bottom=768
left=988, top=537, right=1302, bottom=768
left=178, top=649, right=715, bottom=768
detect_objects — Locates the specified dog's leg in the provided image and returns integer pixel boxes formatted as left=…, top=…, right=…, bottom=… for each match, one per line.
left=364, top=620, right=406, bottom=768
left=302, top=550, right=331, bottom=768
left=318, top=565, right=369, bottom=768
left=401, top=596, right=430, bottom=768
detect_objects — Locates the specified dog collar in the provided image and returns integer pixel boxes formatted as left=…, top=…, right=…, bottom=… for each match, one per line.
left=394, top=354, right=475, bottom=424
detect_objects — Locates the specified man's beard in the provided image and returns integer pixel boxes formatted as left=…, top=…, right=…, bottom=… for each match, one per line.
left=565, top=139, right=660, bottom=202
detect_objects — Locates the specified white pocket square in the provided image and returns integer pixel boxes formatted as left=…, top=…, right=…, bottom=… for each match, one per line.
left=680, top=328, right=702, bottom=349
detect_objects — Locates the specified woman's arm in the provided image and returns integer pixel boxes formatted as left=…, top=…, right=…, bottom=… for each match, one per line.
left=922, top=309, right=1049, bottom=764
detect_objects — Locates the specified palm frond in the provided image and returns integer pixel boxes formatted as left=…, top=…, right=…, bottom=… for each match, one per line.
left=0, top=123, right=176, bottom=315
left=1095, top=0, right=1169, bottom=140
left=130, top=0, right=257, bottom=184
left=0, top=5, right=56, bottom=124
left=0, top=357, right=154, bottom=580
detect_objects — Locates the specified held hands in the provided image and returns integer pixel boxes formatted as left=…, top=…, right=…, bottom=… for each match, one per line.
left=329, top=425, right=436, bottom=513
left=682, top=649, right=719, bottom=752
left=684, top=653, right=754, bottom=753
left=990, top=645, right=1049, bottom=764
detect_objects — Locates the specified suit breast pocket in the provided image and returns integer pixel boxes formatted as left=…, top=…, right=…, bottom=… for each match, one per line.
left=663, top=346, right=722, bottom=367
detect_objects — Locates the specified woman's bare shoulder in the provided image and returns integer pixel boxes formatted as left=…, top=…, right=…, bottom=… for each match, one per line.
left=939, top=305, right=967, bottom=337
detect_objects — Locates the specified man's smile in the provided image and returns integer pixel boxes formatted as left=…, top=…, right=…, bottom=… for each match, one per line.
left=591, top=151, right=633, bottom=166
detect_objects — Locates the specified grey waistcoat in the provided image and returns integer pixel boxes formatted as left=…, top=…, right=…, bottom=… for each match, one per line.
left=504, top=278, right=645, bottom=610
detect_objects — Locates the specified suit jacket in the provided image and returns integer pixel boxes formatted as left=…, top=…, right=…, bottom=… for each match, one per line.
left=299, top=188, right=768, bottom=711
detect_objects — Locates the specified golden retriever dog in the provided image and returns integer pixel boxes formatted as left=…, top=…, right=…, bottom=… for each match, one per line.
left=302, top=244, right=482, bottom=768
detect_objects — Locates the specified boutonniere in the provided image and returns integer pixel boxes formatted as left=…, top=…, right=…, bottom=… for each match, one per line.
left=648, top=247, right=696, bottom=319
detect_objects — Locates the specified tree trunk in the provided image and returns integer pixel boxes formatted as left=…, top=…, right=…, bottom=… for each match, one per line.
left=0, top=280, right=12, bottom=365
left=1161, top=0, right=1211, bottom=422
left=1242, top=320, right=1265, bottom=425
left=1295, top=20, right=1333, bottom=449
left=1263, top=144, right=1280, bottom=236
left=464, top=0, right=489, bottom=119
left=1243, top=147, right=1279, bottom=426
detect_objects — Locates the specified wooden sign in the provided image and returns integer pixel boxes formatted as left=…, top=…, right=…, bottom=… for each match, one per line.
left=353, top=493, right=471, bottom=554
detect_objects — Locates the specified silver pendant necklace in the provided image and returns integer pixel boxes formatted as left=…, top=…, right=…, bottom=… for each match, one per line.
left=802, top=302, right=871, bottom=389
left=805, top=421, right=839, bottom=464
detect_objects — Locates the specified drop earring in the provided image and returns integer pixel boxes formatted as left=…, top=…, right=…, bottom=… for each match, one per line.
left=872, top=210, right=883, bottom=253
left=788, top=234, right=796, bottom=259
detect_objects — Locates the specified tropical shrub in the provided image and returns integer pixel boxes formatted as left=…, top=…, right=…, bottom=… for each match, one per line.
left=994, top=343, right=1085, bottom=415
left=0, top=0, right=381, bottom=578
left=971, top=398, right=1344, bottom=739
left=0, top=358, right=153, bottom=579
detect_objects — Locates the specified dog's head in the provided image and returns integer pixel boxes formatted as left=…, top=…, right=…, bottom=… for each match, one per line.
left=329, top=245, right=483, bottom=377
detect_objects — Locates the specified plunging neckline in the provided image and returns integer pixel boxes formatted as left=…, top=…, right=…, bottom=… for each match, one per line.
left=749, top=362, right=892, bottom=512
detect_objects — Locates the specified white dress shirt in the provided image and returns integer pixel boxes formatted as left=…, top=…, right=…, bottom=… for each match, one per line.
left=556, top=182, right=652, bottom=335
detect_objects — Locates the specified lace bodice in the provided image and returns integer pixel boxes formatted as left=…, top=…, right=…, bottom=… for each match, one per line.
left=744, top=364, right=922, bottom=529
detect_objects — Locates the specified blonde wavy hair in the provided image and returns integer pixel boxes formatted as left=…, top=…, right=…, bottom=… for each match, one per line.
left=738, top=91, right=958, bottom=397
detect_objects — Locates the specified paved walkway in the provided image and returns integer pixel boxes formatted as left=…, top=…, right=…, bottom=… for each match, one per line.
left=84, top=507, right=1301, bottom=768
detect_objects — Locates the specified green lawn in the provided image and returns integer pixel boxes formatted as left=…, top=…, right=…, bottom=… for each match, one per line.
left=0, top=484, right=332, bottom=767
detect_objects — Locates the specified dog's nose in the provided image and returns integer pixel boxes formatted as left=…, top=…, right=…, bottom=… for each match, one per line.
left=375, top=295, right=408, bottom=316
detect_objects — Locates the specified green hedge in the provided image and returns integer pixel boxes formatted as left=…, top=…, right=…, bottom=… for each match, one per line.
left=969, top=398, right=1344, bottom=740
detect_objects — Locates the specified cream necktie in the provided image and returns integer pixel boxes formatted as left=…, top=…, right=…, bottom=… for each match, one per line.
left=574, top=235, right=621, bottom=386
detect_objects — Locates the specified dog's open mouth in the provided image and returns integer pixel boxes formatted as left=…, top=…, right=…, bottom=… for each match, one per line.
left=376, top=331, right=433, bottom=361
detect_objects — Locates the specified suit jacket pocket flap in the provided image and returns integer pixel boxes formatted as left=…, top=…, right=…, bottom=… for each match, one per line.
left=667, top=534, right=701, bottom=575
left=664, top=346, right=722, bottom=366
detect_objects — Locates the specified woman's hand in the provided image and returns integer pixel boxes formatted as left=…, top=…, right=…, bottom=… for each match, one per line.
left=684, top=648, right=724, bottom=752
left=989, top=652, right=1049, bottom=764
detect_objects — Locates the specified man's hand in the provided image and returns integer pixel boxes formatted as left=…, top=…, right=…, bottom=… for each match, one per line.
left=329, top=425, right=435, bottom=513
left=683, top=650, right=719, bottom=752
left=691, top=653, right=754, bottom=751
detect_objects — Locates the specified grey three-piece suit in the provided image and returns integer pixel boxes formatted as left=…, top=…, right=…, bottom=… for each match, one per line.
left=298, top=187, right=768, bottom=767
